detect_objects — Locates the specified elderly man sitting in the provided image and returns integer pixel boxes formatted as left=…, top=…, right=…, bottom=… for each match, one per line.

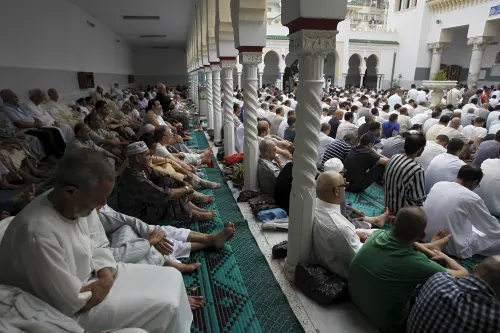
left=65, top=123, right=123, bottom=169
left=117, top=142, right=217, bottom=224
left=0, top=149, right=198, bottom=333
left=23, top=89, right=74, bottom=143
left=85, top=110, right=129, bottom=158
left=98, top=205, right=234, bottom=274
left=41, top=88, right=81, bottom=125
left=0, top=89, right=65, bottom=158
left=257, top=138, right=283, bottom=197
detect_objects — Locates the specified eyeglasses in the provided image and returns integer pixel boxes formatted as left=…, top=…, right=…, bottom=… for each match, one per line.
left=333, top=180, right=349, bottom=190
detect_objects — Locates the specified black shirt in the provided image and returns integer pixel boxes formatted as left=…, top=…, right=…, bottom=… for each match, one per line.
left=357, top=123, right=370, bottom=142
left=328, top=117, right=340, bottom=139
left=274, top=162, right=293, bottom=215
left=155, top=93, right=171, bottom=112
left=344, top=145, right=380, bottom=184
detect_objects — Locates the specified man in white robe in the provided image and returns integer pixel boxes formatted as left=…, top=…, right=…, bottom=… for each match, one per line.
left=23, top=89, right=74, bottom=143
left=424, top=138, right=466, bottom=193
left=0, top=149, right=199, bottom=333
left=475, top=158, right=500, bottom=217
left=424, top=165, right=500, bottom=258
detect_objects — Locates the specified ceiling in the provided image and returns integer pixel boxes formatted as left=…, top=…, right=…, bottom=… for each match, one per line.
left=67, top=0, right=195, bottom=49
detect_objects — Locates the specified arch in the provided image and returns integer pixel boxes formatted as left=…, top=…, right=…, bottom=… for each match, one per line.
left=346, top=53, right=362, bottom=87
left=263, top=50, right=280, bottom=87
left=284, top=53, right=300, bottom=92
left=323, top=51, right=340, bottom=86
left=285, top=53, right=299, bottom=67
left=363, top=54, right=379, bottom=89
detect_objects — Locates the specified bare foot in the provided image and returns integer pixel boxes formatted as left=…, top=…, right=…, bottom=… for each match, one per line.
left=428, top=230, right=452, bottom=251
left=188, top=296, right=204, bottom=309
left=213, top=222, right=235, bottom=250
left=192, top=210, right=215, bottom=221
left=373, top=207, right=390, bottom=228
left=166, top=259, right=202, bottom=273
left=200, top=180, right=220, bottom=189
left=193, top=193, right=214, bottom=204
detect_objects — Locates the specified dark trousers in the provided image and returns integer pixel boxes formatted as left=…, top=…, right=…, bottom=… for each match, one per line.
left=346, top=164, right=385, bottom=194
left=26, top=128, right=65, bottom=158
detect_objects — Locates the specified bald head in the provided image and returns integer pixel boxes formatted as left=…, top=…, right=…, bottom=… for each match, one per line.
left=474, top=255, right=500, bottom=295
left=316, top=171, right=345, bottom=204
left=259, top=138, right=276, bottom=160
left=257, top=120, right=269, bottom=137
left=392, top=207, right=427, bottom=244
left=450, top=117, right=461, bottom=129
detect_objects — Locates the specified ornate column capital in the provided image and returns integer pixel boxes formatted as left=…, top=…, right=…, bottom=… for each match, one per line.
left=203, top=66, right=212, bottom=73
left=289, top=29, right=338, bottom=56
left=427, top=42, right=450, bottom=54
left=467, top=36, right=493, bottom=51
left=239, top=52, right=263, bottom=65
left=220, top=59, right=237, bottom=69
left=210, top=62, right=221, bottom=71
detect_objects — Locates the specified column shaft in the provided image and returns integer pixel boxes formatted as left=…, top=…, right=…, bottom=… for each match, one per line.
left=205, top=69, right=214, bottom=130
left=221, top=60, right=236, bottom=156
left=237, top=72, right=242, bottom=90
left=467, top=37, right=490, bottom=86
left=429, top=51, right=442, bottom=79
left=240, top=52, right=262, bottom=191
left=285, top=29, right=337, bottom=275
left=359, top=74, right=364, bottom=88
left=259, top=72, right=263, bottom=89
left=212, top=65, right=223, bottom=142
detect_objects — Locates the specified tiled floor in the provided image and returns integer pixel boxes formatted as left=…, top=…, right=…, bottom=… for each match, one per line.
left=212, top=144, right=377, bottom=333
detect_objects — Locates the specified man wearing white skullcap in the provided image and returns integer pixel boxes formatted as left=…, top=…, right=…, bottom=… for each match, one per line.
left=323, top=157, right=344, bottom=173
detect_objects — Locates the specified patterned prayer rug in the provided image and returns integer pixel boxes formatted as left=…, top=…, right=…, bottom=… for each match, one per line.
left=346, top=184, right=485, bottom=271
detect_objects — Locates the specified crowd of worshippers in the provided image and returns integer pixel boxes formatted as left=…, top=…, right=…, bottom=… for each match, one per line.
left=249, top=83, right=500, bottom=333
left=0, top=83, right=236, bottom=333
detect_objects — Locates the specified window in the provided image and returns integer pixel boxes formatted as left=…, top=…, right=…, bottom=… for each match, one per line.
left=363, top=14, right=369, bottom=21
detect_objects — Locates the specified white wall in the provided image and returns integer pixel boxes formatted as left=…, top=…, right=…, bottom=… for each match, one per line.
left=0, top=0, right=135, bottom=101
left=441, top=27, right=472, bottom=68
left=133, top=49, right=188, bottom=86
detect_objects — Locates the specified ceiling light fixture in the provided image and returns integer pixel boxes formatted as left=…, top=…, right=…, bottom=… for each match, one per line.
left=140, top=35, right=167, bottom=38
left=123, top=16, right=160, bottom=20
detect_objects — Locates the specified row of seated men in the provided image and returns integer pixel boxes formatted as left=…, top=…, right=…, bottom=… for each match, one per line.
left=0, top=86, right=236, bottom=333
left=250, top=89, right=500, bottom=333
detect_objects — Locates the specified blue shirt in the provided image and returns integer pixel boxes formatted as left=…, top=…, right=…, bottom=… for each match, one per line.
left=382, top=121, right=400, bottom=138
left=2, top=103, right=35, bottom=124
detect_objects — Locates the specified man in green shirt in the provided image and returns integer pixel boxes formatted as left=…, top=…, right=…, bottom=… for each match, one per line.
left=348, top=207, right=468, bottom=333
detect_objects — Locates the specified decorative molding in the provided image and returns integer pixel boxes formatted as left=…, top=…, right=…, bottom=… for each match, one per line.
left=239, top=52, right=263, bottom=64
left=427, top=41, right=450, bottom=53
left=284, top=17, right=343, bottom=34
left=427, top=0, right=490, bottom=14
left=267, top=35, right=289, bottom=40
left=349, top=39, right=399, bottom=45
left=210, top=64, right=222, bottom=71
left=220, top=59, right=237, bottom=68
left=289, top=29, right=338, bottom=55
left=467, top=36, right=493, bottom=51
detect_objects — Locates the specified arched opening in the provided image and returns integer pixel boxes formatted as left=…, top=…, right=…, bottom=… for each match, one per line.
left=363, top=54, right=378, bottom=89
left=284, top=53, right=299, bottom=93
left=346, top=54, right=362, bottom=88
left=263, top=50, right=280, bottom=87
left=323, top=51, right=338, bottom=88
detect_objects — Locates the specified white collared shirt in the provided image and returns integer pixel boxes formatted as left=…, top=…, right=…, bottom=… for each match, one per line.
left=312, top=198, right=362, bottom=279
left=475, top=158, right=500, bottom=217
left=415, top=141, right=447, bottom=171
left=317, top=132, right=335, bottom=165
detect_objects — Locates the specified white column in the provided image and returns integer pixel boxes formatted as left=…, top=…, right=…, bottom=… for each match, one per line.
left=427, top=42, right=449, bottom=80
left=467, top=37, right=490, bottom=86
left=194, top=70, right=199, bottom=106
left=359, top=74, right=364, bottom=88
left=240, top=52, right=262, bottom=191
left=279, top=72, right=285, bottom=90
left=259, top=71, right=263, bottom=88
left=211, top=64, right=223, bottom=143
left=237, top=72, right=242, bottom=90
left=221, top=59, right=236, bottom=156
left=284, top=29, right=337, bottom=275
left=342, top=73, right=347, bottom=87
left=205, top=68, right=214, bottom=130
left=376, top=74, right=381, bottom=91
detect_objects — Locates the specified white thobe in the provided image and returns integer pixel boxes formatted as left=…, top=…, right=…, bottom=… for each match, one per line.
left=317, top=132, right=335, bottom=166
left=312, top=199, right=363, bottom=279
left=438, top=126, right=470, bottom=144
left=388, top=94, right=402, bottom=111
left=407, top=89, right=418, bottom=102
left=422, top=118, right=439, bottom=134
left=462, top=125, right=487, bottom=145
left=489, top=123, right=500, bottom=135
left=486, top=111, right=500, bottom=129
left=235, top=123, right=245, bottom=153
left=336, top=121, right=358, bottom=140
left=0, top=192, right=192, bottom=333
left=411, top=113, right=430, bottom=126
left=475, top=158, right=500, bottom=217
left=425, top=124, right=445, bottom=141
left=424, top=153, right=465, bottom=193
left=461, top=103, right=479, bottom=117
left=277, top=118, right=289, bottom=138
left=424, top=182, right=500, bottom=258
left=23, top=100, right=74, bottom=143
left=416, top=91, right=427, bottom=104
left=414, top=141, right=446, bottom=171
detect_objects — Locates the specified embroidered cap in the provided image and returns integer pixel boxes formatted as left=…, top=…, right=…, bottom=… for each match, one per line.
left=126, top=141, right=149, bottom=156
left=323, top=158, right=344, bottom=173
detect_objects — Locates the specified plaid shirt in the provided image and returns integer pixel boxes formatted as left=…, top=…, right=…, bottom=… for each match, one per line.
left=408, top=272, right=500, bottom=333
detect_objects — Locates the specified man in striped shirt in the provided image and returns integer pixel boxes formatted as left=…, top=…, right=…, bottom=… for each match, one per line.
left=384, top=133, right=427, bottom=214
left=318, top=132, right=357, bottom=171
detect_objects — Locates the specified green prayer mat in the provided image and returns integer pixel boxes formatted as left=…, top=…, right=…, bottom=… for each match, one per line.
left=345, top=184, right=485, bottom=271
